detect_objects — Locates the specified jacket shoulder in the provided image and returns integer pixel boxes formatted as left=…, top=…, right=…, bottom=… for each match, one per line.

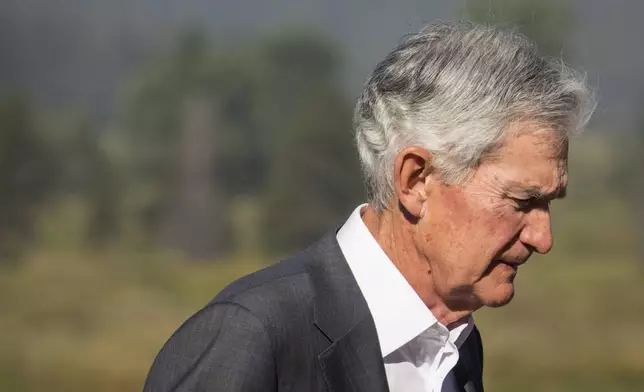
left=212, top=255, right=309, bottom=304
left=209, top=239, right=329, bottom=325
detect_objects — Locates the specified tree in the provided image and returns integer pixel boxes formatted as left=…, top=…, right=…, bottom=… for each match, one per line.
left=158, top=96, right=226, bottom=258
left=121, top=30, right=262, bottom=257
left=0, top=97, right=56, bottom=261
left=121, top=29, right=364, bottom=258
left=258, top=33, right=363, bottom=254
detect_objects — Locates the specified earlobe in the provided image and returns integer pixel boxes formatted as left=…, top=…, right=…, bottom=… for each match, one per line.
left=416, top=181, right=429, bottom=218
left=394, top=147, right=433, bottom=219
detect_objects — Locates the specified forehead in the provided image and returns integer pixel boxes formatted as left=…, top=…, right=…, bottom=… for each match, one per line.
left=498, top=125, right=568, bottom=161
left=479, top=128, right=568, bottom=194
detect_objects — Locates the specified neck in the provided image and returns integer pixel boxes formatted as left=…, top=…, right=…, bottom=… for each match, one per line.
left=361, top=204, right=474, bottom=328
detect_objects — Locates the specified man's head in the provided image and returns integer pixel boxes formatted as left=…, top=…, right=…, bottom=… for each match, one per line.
left=354, top=22, right=594, bottom=311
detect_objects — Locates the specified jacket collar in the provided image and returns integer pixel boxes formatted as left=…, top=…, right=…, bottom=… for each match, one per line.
left=306, top=230, right=389, bottom=392
left=305, top=229, right=483, bottom=392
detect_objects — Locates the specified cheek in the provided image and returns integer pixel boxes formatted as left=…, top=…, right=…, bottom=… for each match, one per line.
left=422, top=188, right=523, bottom=283
left=459, top=211, right=519, bottom=260
left=451, top=214, right=523, bottom=286
left=477, top=202, right=525, bottom=249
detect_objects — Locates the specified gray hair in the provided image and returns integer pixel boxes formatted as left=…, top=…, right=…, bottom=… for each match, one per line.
left=354, top=22, right=595, bottom=212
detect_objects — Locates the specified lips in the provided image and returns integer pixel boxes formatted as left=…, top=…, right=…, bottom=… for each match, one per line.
left=497, top=257, right=528, bottom=271
left=498, top=261, right=518, bottom=271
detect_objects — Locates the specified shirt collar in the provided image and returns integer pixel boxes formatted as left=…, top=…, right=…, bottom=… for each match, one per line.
left=337, top=204, right=473, bottom=357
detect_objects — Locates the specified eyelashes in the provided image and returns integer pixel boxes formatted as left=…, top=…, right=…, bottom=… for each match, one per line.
left=512, top=197, right=550, bottom=212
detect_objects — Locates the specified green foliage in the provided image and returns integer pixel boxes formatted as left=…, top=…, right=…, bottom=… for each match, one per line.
left=255, top=31, right=363, bottom=253
left=44, top=115, right=121, bottom=246
left=256, top=30, right=342, bottom=149
left=260, top=90, right=363, bottom=253
left=121, top=29, right=363, bottom=256
left=0, top=96, right=123, bottom=257
left=462, top=0, right=575, bottom=59
left=120, top=30, right=256, bottom=250
left=0, top=97, right=56, bottom=261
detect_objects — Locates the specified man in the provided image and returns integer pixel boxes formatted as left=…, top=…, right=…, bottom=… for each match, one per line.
left=143, top=22, right=594, bottom=392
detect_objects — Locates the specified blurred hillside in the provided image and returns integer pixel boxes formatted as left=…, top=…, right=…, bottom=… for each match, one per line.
left=1, top=0, right=643, bottom=391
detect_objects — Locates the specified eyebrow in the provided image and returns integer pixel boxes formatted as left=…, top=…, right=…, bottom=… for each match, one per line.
left=505, top=182, right=567, bottom=200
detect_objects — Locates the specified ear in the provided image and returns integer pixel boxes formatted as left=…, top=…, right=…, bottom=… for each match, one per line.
left=393, top=146, right=433, bottom=218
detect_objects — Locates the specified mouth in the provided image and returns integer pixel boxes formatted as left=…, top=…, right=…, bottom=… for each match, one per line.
left=498, top=261, right=519, bottom=272
left=495, top=256, right=528, bottom=270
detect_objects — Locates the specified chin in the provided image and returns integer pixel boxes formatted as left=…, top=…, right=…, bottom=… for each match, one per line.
left=481, top=283, right=515, bottom=308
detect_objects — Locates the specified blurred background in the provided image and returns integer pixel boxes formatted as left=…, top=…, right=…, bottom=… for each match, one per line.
left=0, top=0, right=643, bottom=391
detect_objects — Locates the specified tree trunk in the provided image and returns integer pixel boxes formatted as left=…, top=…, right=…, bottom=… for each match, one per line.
left=160, top=95, right=225, bottom=259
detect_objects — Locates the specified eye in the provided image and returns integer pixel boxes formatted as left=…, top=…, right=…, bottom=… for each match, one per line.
left=513, top=198, right=532, bottom=211
left=513, top=197, right=549, bottom=211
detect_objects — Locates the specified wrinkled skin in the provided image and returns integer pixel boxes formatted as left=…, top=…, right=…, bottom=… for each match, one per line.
left=417, top=131, right=567, bottom=311
left=363, top=127, right=568, bottom=325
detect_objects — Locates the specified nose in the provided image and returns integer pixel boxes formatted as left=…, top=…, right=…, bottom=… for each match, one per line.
left=519, top=206, right=553, bottom=254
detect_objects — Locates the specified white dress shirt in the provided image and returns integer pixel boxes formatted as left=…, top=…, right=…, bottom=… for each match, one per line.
left=336, top=204, right=474, bottom=392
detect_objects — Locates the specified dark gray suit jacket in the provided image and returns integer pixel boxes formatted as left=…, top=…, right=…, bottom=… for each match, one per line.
left=144, top=230, right=484, bottom=392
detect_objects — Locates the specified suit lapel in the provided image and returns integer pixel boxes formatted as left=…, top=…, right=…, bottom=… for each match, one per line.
left=307, top=231, right=389, bottom=392
left=305, top=230, right=486, bottom=392
left=318, top=316, right=389, bottom=392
